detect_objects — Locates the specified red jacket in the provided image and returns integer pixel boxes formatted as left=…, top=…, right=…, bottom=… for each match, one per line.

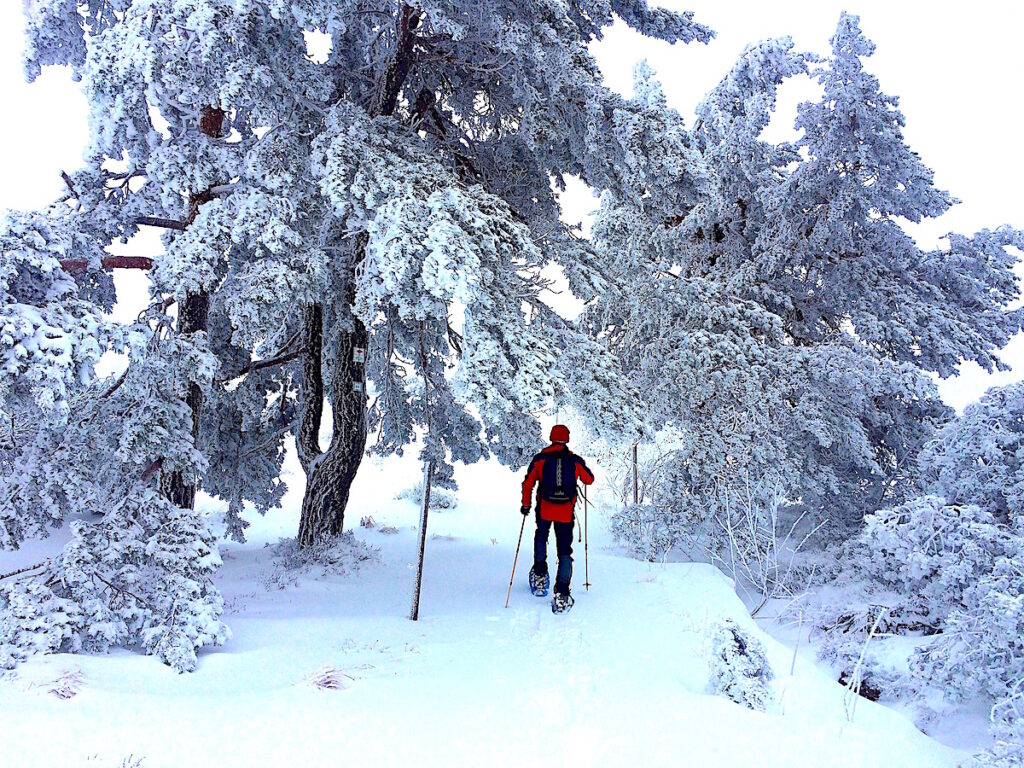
left=521, top=444, right=595, bottom=523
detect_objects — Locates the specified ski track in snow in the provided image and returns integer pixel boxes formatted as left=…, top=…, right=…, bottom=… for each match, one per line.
left=0, top=451, right=964, bottom=768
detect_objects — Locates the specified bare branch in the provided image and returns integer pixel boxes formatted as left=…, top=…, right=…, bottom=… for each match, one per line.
left=0, top=560, right=48, bottom=582
left=61, top=256, right=154, bottom=272
left=60, top=171, right=78, bottom=199
left=218, top=330, right=303, bottom=384
left=135, top=216, right=187, bottom=231
left=227, top=349, right=303, bottom=382
left=93, top=571, right=150, bottom=608
left=101, top=367, right=130, bottom=399
left=140, top=458, right=164, bottom=483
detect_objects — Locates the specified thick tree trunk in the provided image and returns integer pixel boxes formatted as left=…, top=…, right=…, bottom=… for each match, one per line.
left=297, top=283, right=368, bottom=546
left=296, top=6, right=420, bottom=545
left=296, top=304, right=323, bottom=475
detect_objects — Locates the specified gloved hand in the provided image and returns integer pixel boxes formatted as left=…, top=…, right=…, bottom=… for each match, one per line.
left=520, top=505, right=530, bottom=516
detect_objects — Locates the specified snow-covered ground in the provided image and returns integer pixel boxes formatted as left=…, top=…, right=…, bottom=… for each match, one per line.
left=0, top=450, right=964, bottom=767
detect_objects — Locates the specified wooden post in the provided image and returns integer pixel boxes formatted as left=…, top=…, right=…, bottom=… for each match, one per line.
left=633, top=443, right=639, bottom=505
left=410, top=459, right=432, bottom=621
left=582, top=484, right=591, bottom=590
left=410, top=320, right=432, bottom=621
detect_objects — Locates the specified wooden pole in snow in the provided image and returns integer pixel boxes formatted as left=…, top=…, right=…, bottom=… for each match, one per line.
left=633, top=443, right=639, bottom=505
left=410, top=459, right=432, bottom=621
left=410, top=320, right=432, bottom=621
left=582, top=484, right=591, bottom=591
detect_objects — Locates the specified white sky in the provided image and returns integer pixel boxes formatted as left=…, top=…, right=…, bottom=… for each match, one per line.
left=1, top=1, right=1021, bottom=410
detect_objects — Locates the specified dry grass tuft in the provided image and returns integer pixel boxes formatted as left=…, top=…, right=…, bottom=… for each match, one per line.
left=37, top=667, right=85, bottom=700
left=306, top=666, right=354, bottom=691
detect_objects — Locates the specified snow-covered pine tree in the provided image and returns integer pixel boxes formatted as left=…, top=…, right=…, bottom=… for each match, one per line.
left=2, top=0, right=331, bottom=667
left=4, top=0, right=711, bottom=666
left=0, top=205, right=228, bottom=669
left=595, top=16, right=1023, bottom=563
left=288, top=1, right=713, bottom=542
left=24, top=2, right=710, bottom=549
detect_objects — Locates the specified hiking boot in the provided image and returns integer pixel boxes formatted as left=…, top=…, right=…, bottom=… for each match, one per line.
left=529, top=567, right=550, bottom=597
left=551, top=590, right=574, bottom=614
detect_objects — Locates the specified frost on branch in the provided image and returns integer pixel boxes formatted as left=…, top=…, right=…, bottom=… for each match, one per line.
left=919, top=381, right=1024, bottom=527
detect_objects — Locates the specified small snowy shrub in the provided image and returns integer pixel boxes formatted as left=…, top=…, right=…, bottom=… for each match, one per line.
left=975, top=687, right=1024, bottom=767
left=610, top=502, right=678, bottom=561
left=0, top=580, right=82, bottom=669
left=817, top=497, right=1004, bottom=639
left=810, top=497, right=1005, bottom=701
left=263, top=533, right=380, bottom=589
left=911, top=548, right=1024, bottom=704
left=396, top=482, right=457, bottom=510
left=709, top=619, right=774, bottom=711
left=611, top=457, right=816, bottom=606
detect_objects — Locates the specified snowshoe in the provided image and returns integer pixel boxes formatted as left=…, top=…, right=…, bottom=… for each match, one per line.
left=529, top=567, right=550, bottom=597
left=551, top=591, right=574, bottom=614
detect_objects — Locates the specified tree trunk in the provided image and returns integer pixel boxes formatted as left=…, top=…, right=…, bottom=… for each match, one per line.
left=162, top=291, right=210, bottom=508
left=162, top=105, right=223, bottom=509
left=297, top=286, right=368, bottom=546
left=296, top=6, right=420, bottom=545
left=296, top=304, right=323, bottom=475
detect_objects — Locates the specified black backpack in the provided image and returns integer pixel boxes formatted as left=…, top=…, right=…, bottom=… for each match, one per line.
left=539, top=447, right=577, bottom=504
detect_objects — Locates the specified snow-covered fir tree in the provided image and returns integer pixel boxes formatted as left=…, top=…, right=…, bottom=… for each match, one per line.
left=595, top=15, right=1023, bottom=564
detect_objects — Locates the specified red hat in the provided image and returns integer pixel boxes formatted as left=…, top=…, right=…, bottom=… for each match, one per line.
left=550, top=424, right=570, bottom=444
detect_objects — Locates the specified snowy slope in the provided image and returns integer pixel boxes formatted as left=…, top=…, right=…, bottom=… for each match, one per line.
left=0, top=450, right=963, bottom=768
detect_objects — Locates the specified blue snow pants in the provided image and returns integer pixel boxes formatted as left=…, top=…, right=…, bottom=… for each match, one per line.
left=533, top=510, right=574, bottom=594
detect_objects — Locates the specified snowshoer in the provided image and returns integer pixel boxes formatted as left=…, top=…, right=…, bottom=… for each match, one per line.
left=520, top=425, right=595, bottom=614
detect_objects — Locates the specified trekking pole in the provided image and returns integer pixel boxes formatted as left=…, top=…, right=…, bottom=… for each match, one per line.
left=505, top=513, right=528, bottom=609
left=582, top=484, right=591, bottom=591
